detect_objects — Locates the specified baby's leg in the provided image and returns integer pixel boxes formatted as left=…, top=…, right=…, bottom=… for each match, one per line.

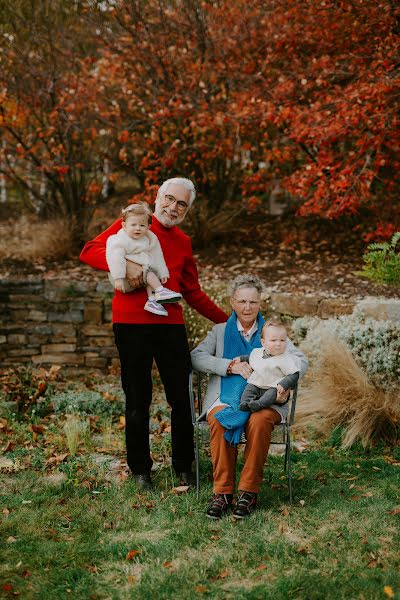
left=146, top=270, right=162, bottom=292
left=249, top=388, right=277, bottom=412
left=240, top=384, right=263, bottom=412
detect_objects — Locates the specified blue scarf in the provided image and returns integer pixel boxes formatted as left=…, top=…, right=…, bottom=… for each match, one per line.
left=215, top=311, right=264, bottom=445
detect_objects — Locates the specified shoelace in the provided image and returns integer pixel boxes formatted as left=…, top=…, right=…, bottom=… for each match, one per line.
left=237, top=492, right=256, bottom=507
left=210, top=494, right=231, bottom=508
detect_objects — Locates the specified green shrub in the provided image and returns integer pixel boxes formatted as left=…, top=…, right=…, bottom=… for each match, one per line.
left=52, top=389, right=124, bottom=416
left=356, top=231, right=400, bottom=285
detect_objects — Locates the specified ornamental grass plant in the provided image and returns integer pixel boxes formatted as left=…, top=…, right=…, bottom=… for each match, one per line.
left=292, top=313, right=400, bottom=447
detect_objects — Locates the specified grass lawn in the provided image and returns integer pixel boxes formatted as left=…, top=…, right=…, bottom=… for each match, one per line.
left=1, top=378, right=400, bottom=600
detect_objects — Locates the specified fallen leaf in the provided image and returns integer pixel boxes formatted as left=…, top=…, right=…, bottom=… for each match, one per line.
left=214, top=570, right=229, bottom=580
left=255, top=564, right=268, bottom=571
left=117, top=416, right=126, bottom=429
left=384, top=586, right=394, bottom=599
left=362, top=492, right=374, bottom=498
left=297, top=545, right=310, bottom=555
left=372, top=467, right=381, bottom=471
left=351, top=495, right=361, bottom=501
left=126, top=549, right=141, bottom=561
left=30, top=424, right=45, bottom=434
left=7, top=536, right=17, bottom=543
left=45, top=453, right=69, bottom=466
left=3, top=508, right=10, bottom=516
left=299, top=500, right=305, bottom=506
left=3, top=441, right=16, bottom=453
left=128, top=575, right=135, bottom=584
left=280, top=507, right=290, bottom=516
left=388, top=506, right=400, bottom=515
left=172, top=485, right=189, bottom=494
left=2, top=584, right=13, bottom=593
left=194, top=585, right=208, bottom=593
left=163, top=561, right=174, bottom=570
left=22, top=570, right=31, bottom=578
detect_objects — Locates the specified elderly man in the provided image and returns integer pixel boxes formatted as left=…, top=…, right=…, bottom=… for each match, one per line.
left=80, top=178, right=228, bottom=489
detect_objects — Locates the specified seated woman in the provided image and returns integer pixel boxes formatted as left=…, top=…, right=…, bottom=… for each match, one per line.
left=191, top=274, right=308, bottom=520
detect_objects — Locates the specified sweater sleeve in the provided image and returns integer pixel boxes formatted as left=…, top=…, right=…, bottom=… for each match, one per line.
left=106, top=235, right=128, bottom=280
left=181, top=239, right=228, bottom=324
left=191, top=325, right=231, bottom=376
left=80, top=219, right=122, bottom=272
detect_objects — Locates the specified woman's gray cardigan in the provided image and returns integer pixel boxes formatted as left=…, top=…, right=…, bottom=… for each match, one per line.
left=190, top=322, right=308, bottom=421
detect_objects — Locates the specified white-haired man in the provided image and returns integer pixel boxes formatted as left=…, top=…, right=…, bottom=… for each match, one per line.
left=80, top=178, right=228, bottom=489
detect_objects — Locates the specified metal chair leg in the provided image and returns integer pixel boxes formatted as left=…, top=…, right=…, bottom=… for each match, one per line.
left=286, top=425, right=293, bottom=504
left=195, top=421, right=200, bottom=498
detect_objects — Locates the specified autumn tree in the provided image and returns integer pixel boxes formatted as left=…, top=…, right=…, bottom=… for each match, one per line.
left=0, top=0, right=115, bottom=244
left=93, top=0, right=400, bottom=242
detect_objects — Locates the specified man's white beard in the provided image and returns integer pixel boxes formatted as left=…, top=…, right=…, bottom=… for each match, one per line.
left=154, top=206, right=185, bottom=227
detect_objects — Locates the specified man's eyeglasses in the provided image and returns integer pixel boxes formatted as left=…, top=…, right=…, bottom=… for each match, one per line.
left=163, top=194, right=189, bottom=211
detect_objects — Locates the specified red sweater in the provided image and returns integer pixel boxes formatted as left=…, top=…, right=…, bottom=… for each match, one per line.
left=80, top=216, right=228, bottom=325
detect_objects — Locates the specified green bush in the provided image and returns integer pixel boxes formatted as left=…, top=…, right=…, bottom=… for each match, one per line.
left=356, top=231, right=400, bottom=285
left=52, top=389, right=124, bottom=416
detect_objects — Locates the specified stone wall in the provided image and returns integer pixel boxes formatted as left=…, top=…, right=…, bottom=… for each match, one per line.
left=0, top=278, right=117, bottom=369
left=1, top=278, right=399, bottom=369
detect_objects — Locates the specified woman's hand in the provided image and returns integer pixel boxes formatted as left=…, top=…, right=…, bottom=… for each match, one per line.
left=275, top=384, right=290, bottom=404
left=126, top=261, right=144, bottom=289
left=230, top=360, right=253, bottom=380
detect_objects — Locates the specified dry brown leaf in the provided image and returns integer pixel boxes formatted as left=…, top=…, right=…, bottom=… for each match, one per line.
left=388, top=506, right=400, bottom=515
left=214, top=570, right=229, bottom=580
left=351, top=495, right=361, bottom=501
left=163, top=561, right=174, bottom=570
left=194, top=586, right=208, bottom=593
left=46, top=453, right=69, bottom=466
left=126, top=549, right=141, bottom=561
left=384, top=586, right=394, bottom=599
left=117, top=416, right=126, bottom=429
left=128, top=575, right=136, bottom=584
left=3, top=441, right=16, bottom=453
left=7, top=536, right=17, bottom=543
left=362, top=492, right=374, bottom=498
left=255, top=564, right=268, bottom=571
left=30, top=424, right=46, bottom=434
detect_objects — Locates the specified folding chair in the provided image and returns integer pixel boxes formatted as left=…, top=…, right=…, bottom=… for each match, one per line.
left=189, top=369, right=299, bottom=503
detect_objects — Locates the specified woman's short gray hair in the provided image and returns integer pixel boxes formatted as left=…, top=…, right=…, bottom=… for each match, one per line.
left=157, top=177, right=196, bottom=207
left=228, top=274, right=265, bottom=297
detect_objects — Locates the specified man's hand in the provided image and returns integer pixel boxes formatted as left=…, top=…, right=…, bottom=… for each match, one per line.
left=230, top=359, right=253, bottom=380
left=276, top=384, right=290, bottom=404
left=126, top=260, right=144, bottom=289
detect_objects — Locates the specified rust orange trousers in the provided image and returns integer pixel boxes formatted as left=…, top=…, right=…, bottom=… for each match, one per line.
left=207, top=405, right=281, bottom=494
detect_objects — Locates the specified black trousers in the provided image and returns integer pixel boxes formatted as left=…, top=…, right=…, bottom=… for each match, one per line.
left=113, top=323, right=194, bottom=475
